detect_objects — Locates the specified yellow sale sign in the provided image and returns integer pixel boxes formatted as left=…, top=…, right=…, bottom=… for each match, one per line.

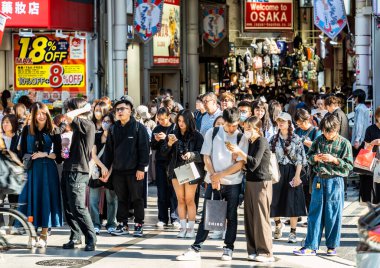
left=14, top=34, right=86, bottom=94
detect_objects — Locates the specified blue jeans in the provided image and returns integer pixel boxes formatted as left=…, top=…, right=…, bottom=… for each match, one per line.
left=155, top=161, right=178, bottom=224
left=89, top=187, right=118, bottom=229
left=304, top=176, right=344, bottom=250
left=192, top=184, right=241, bottom=251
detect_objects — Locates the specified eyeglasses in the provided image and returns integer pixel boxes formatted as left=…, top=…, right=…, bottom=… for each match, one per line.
left=221, top=99, right=233, bottom=102
left=116, top=107, right=128, bottom=113
left=203, top=99, right=213, bottom=104
left=103, top=120, right=111, bottom=124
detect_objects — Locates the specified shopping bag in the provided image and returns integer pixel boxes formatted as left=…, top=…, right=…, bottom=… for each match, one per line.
left=204, top=192, right=227, bottom=231
left=373, top=160, right=380, bottom=184
left=269, top=152, right=280, bottom=184
left=174, top=162, right=200, bottom=185
left=354, top=149, right=377, bottom=172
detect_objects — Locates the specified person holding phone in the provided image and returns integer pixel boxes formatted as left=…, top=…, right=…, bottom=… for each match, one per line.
left=270, top=112, right=307, bottom=244
left=161, top=109, right=204, bottom=239
left=294, top=114, right=353, bottom=256
left=151, top=107, right=179, bottom=229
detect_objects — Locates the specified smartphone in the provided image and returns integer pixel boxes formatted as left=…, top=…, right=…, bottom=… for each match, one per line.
left=289, top=181, right=294, bottom=187
left=168, top=134, right=176, bottom=139
left=225, top=141, right=231, bottom=146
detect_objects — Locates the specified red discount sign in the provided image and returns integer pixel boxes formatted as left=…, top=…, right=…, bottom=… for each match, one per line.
left=244, top=0, right=293, bottom=31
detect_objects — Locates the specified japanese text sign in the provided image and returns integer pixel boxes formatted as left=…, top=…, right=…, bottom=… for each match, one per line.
left=244, top=0, right=293, bottom=30
left=0, top=0, right=49, bottom=28
left=201, top=4, right=226, bottom=48
left=314, top=0, right=347, bottom=39
left=153, top=0, right=180, bottom=65
left=14, top=34, right=86, bottom=105
left=134, top=0, right=164, bottom=43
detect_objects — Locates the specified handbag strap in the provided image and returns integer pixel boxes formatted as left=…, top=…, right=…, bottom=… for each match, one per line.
left=211, top=190, right=222, bottom=200
left=98, top=145, right=105, bottom=159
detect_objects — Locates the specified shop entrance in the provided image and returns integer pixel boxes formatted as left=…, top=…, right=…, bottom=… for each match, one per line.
left=149, top=71, right=181, bottom=103
left=199, top=58, right=223, bottom=94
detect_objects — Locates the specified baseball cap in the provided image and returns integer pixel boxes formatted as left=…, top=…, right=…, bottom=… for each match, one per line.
left=276, top=112, right=292, bottom=122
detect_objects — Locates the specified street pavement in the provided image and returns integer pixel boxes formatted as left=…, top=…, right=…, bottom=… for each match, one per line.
left=0, top=183, right=369, bottom=268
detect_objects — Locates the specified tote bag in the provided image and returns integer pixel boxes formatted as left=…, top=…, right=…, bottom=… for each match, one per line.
left=204, top=192, right=227, bottom=232
left=174, top=162, right=200, bottom=185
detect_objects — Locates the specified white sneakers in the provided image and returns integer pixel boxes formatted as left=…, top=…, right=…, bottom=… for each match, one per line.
left=156, top=221, right=165, bottom=228
left=176, top=248, right=201, bottom=261
left=221, top=248, right=233, bottom=261
left=248, top=254, right=275, bottom=263
left=247, top=254, right=257, bottom=261
left=177, top=229, right=187, bottom=238
left=172, top=221, right=181, bottom=230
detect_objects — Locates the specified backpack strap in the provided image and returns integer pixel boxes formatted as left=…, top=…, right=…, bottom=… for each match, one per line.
left=212, top=127, right=219, bottom=141
left=237, top=132, right=243, bottom=145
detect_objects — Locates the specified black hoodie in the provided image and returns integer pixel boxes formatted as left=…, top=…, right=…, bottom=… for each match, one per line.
left=103, top=117, right=150, bottom=174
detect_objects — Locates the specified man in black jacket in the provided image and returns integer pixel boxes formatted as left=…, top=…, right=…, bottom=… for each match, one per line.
left=103, top=99, right=150, bottom=237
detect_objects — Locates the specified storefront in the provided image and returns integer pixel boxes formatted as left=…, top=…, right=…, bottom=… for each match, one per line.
left=0, top=0, right=94, bottom=111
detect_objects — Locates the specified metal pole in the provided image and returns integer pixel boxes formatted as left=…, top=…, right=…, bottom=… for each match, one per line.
left=114, top=0, right=128, bottom=99
left=106, top=0, right=114, bottom=100
left=93, top=0, right=99, bottom=99
left=187, top=0, right=199, bottom=110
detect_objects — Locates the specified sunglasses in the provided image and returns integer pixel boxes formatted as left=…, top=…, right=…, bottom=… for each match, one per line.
left=116, top=107, right=128, bottom=113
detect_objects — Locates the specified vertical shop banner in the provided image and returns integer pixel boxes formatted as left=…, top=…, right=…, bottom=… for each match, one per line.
left=313, top=0, right=347, bottom=39
left=14, top=34, right=86, bottom=106
left=0, top=12, right=7, bottom=46
left=244, top=0, right=293, bottom=30
left=201, top=4, right=226, bottom=48
left=153, top=0, right=180, bottom=66
left=134, top=0, right=164, bottom=43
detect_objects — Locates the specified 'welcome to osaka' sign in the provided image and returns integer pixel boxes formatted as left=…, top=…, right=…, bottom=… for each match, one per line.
left=244, top=0, right=293, bottom=31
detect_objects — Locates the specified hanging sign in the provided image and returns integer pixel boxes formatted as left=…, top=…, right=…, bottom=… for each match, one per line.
left=134, top=0, right=164, bottom=43
left=153, top=0, right=180, bottom=65
left=313, top=0, right=347, bottom=39
left=0, top=12, right=7, bottom=46
left=13, top=34, right=87, bottom=107
left=244, top=0, right=293, bottom=31
left=201, top=4, right=226, bottom=48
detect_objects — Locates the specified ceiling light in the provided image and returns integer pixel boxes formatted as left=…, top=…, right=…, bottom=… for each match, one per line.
left=74, top=31, right=87, bottom=40
left=19, top=29, right=35, bottom=37
left=55, top=29, right=68, bottom=38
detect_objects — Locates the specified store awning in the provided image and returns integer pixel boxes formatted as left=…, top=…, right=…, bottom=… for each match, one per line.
left=1, top=0, right=93, bottom=31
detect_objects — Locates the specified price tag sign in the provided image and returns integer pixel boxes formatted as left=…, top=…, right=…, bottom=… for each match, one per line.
left=13, top=34, right=86, bottom=105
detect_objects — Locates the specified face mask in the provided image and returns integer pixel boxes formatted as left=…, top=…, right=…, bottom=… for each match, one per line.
left=102, top=122, right=111, bottom=131
left=150, top=107, right=157, bottom=115
left=244, top=131, right=252, bottom=139
left=240, top=115, right=248, bottom=122
left=94, top=111, right=102, bottom=120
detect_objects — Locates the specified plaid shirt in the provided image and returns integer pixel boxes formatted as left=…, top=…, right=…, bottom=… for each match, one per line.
left=307, top=134, right=353, bottom=178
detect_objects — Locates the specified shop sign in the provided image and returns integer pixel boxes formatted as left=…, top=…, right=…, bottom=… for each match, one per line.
left=0, top=0, right=49, bottom=28
left=313, top=0, right=347, bottom=39
left=134, top=0, right=164, bottom=43
left=13, top=34, right=86, bottom=106
left=153, top=0, right=180, bottom=66
left=0, top=12, right=7, bottom=46
left=201, top=4, right=226, bottom=48
left=244, top=0, right=293, bottom=30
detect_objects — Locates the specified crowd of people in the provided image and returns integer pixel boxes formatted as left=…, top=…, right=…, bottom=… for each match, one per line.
left=0, top=85, right=379, bottom=262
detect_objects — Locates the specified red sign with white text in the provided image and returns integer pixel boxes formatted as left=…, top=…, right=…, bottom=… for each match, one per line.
left=244, top=0, right=293, bottom=30
left=0, top=0, right=49, bottom=28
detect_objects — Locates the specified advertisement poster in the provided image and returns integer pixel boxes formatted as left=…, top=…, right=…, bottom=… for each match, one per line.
left=134, top=0, right=164, bottom=43
left=14, top=34, right=86, bottom=108
left=313, top=0, right=347, bottom=39
left=244, top=0, right=293, bottom=30
left=153, top=0, right=180, bottom=66
left=201, top=4, right=226, bottom=48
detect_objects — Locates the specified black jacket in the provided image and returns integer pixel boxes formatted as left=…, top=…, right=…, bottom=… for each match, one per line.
left=151, top=124, right=175, bottom=162
left=103, top=117, right=150, bottom=173
left=327, top=108, right=349, bottom=140
left=161, top=129, right=204, bottom=181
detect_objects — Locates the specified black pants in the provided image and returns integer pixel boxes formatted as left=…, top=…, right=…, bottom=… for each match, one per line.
left=359, top=174, right=380, bottom=204
left=112, top=171, right=145, bottom=225
left=61, top=171, right=96, bottom=245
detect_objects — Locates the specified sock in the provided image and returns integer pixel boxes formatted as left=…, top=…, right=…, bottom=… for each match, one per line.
left=291, top=228, right=296, bottom=234
left=180, top=219, right=187, bottom=230
left=188, top=221, right=195, bottom=230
